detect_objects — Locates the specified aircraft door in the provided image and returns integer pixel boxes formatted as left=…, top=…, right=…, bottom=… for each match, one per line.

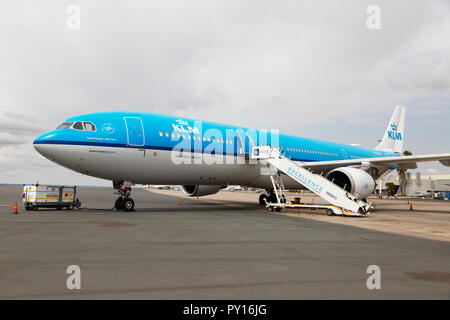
left=124, top=117, right=145, bottom=147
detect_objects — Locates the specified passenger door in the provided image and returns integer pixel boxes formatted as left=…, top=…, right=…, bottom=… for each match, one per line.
left=124, top=117, right=145, bottom=147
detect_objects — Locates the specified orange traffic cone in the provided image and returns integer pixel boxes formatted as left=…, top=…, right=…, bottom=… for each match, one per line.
left=410, top=203, right=413, bottom=211
left=13, top=201, right=18, bottom=214
left=178, top=199, right=182, bottom=205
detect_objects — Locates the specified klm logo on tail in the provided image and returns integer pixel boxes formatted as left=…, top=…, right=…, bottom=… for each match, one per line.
left=387, top=123, right=402, bottom=141
left=376, top=105, right=405, bottom=153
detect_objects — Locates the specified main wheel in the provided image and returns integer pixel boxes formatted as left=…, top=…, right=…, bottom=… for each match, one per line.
left=123, top=198, right=135, bottom=212
left=259, top=194, right=268, bottom=206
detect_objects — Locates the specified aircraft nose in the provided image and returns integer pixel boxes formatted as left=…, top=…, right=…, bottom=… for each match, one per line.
left=33, top=131, right=58, bottom=159
left=33, top=142, right=42, bottom=153
left=33, top=142, right=48, bottom=158
left=34, top=131, right=57, bottom=143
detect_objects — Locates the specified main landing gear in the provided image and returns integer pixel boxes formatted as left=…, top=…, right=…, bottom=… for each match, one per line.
left=113, top=181, right=135, bottom=212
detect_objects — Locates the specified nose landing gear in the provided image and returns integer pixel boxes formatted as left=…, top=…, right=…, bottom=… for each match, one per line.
left=115, top=197, right=135, bottom=211
left=113, top=181, right=135, bottom=212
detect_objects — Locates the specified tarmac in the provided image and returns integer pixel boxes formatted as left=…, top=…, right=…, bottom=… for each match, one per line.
left=155, top=189, right=450, bottom=242
left=0, top=185, right=449, bottom=299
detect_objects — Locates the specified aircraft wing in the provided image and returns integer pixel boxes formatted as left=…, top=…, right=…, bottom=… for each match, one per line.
left=300, top=153, right=450, bottom=170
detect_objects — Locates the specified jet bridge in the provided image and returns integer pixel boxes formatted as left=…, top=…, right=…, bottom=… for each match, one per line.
left=251, top=146, right=372, bottom=215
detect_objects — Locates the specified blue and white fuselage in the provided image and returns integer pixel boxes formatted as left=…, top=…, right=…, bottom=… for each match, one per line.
left=33, top=107, right=450, bottom=208
left=33, top=111, right=396, bottom=189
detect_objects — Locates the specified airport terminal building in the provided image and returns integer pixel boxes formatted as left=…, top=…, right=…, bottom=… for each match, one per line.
left=381, top=173, right=450, bottom=199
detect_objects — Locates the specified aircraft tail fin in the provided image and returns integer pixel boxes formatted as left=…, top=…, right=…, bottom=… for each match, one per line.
left=375, top=105, right=405, bottom=154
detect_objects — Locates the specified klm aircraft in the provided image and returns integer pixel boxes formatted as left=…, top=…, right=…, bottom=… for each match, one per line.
left=33, top=106, right=450, bottom=211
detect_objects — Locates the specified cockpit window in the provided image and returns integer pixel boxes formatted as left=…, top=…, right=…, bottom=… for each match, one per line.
left=57, top=122, right=74, bottom=129
left=83, top=122, right=96, bottom=131
left=72, top=121, right=84, bottom=130
left=57, top=121, right=96, bottom=131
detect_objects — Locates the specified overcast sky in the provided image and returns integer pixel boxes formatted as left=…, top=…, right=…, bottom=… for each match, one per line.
left=0, top=0, right=449, bottom=186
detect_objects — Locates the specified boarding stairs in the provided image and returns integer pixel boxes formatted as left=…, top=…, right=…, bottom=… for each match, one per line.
left=251, top=146, right=371, bottom=215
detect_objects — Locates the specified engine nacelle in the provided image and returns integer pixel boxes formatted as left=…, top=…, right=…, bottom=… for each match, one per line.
left=440, top=160, right=450, bottom=167
left=326, top=167, right=376, bottom=199
left=181, top=185, right=222, bottom=197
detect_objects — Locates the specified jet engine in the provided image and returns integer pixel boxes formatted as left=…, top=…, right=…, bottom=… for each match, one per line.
left=181, top=185, right=223, bottom=197
left=440, top=160, right=450, bottom=167
left=326, top=167, right=376, bottom=199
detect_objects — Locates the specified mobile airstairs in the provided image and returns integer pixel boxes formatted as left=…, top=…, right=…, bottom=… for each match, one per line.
left=251, top=146, right=373, bottom=216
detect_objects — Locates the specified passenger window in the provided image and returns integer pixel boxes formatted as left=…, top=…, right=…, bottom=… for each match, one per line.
left=72, top=122, right=84, bottom=130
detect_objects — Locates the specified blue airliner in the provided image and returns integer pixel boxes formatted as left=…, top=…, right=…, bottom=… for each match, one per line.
left=33, top=106, right=450, bottom=211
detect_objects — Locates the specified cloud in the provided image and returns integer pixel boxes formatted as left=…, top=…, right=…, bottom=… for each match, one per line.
left=0, top=0, right=449, bottom=184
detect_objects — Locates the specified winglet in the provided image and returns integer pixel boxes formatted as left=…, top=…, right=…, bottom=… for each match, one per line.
left=375, top=105, right=405, bottom=154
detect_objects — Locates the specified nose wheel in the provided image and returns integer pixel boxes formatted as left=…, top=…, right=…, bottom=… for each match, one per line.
left=113, top=181, right=135, bottom=212
left=115, top=197, right=135, bottom=211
